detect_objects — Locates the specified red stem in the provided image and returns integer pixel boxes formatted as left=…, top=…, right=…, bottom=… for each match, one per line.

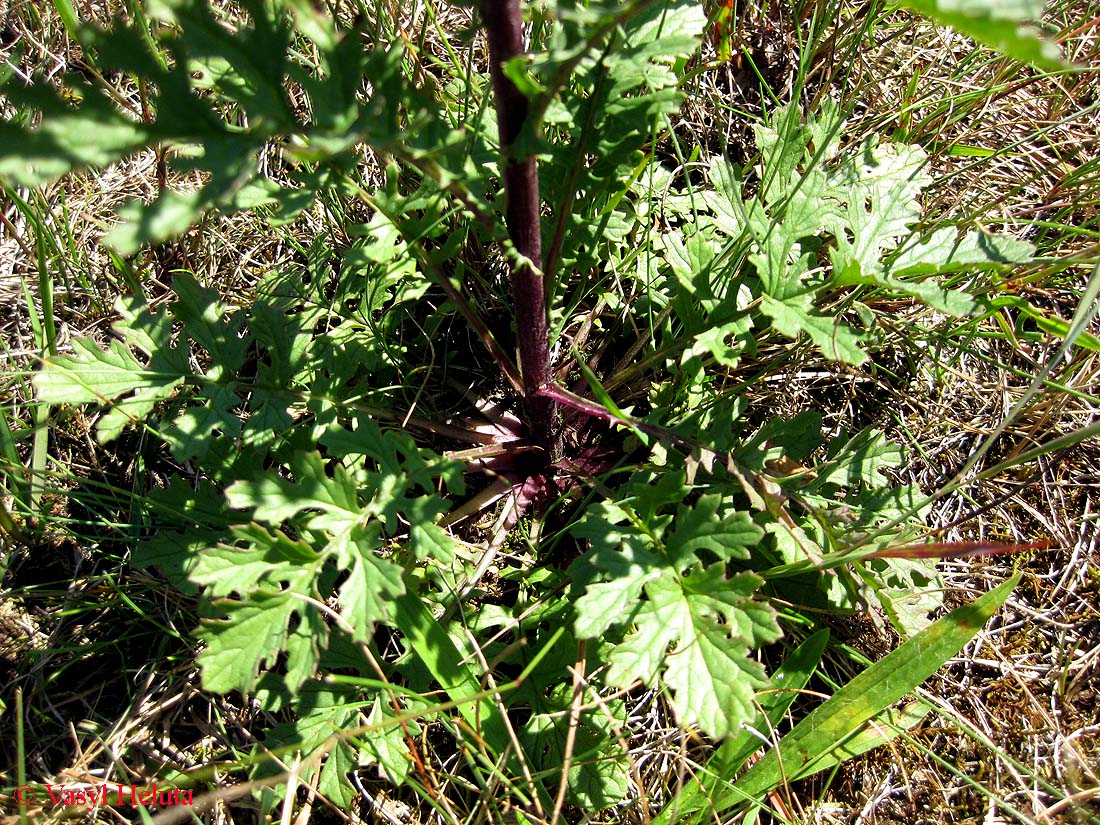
left=481, top=0, right=561, bottom=460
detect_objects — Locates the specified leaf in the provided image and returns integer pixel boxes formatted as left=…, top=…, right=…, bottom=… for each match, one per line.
left=898, top=0, right=1064, bottom=69
left=0, top=87, right=152, bottom=186
left=603, top=565, right=781, bottom=740
left=191, top=523, right=319, bottom=596
left=691, top=318, right=753, bottom=368
left=817, top=428, right=903, bottom=489
left=170, top=273, right=249, bottom=377
left=760, top=294, right=868, bottom=365
left=652, top=630, right=830, bottom=825
left=198, top=593, right=299, bottom=694
left=729, top=575, right=1019, bottom=804
left=360, top=696, right=420, bottom=786
left=573, top=545, right=663, bottom=638
left=665, top=494, right=763, bottom=569
left=334, top=525, right=406, bottom=634
left=226, top=451, right=359, bottom=524
left=160, top=382, right=242, bottom=461
left=35, top=338, right=186, bottom=406
left=390, top=593, right=509, bottom=753
left=827, top=141, right=930, bottom=282
left=889, top=227, right=1035, bottom=276
left=521, top=685, right=631, bottom=810
left=254, top=682, right=362, bottom=808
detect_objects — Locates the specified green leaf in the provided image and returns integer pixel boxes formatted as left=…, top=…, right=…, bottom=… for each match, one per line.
left=198, top=593, right=299, bottom=694
left=604, top=565, right=781, bottom=740
left=889, top=227, right=1035, bottom=277
left=160, top=382, right=242, bottom=461
left=573, top=545, right=663, bottom=638
left=191, top=523, right=319, bottom=596
left=729, top=575, right=1019, bottom=805
left=334, top=525, right=406, bottom=635
left=170, top=273, right=249, bottom=377
left=827, top=141, right=930, bottom=282
left=653, top=630, right=829, bottom=825
left=665, top=494, right=763, bottom=568
left=0, top=88, right=152, bottom=186
left=690, top=317, right=753, bottom=368
left=391, top=593, right=510, bottom=753
left=360, top=696, right=420, bottom=785
left=898, top=0, right=1064, bottom=69
left=760, top=294, right=868, bottom=365
left=35, top=338, right=185, bottom=405
left=226, top=451, right=359, bottom=524
left=816, top=428, right=903, bottom=489
left=254, top=682, right=361, bottom=808
left=521, top=685, right=630, bottom=809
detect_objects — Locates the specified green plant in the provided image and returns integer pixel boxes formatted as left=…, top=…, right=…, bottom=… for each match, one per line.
left=2, top=0, right=1062, bottom=817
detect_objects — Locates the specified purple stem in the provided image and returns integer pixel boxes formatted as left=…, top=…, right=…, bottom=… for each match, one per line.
left=535, top=382, right=703, bottom=455
left=481, top=0, right=561, bottom=460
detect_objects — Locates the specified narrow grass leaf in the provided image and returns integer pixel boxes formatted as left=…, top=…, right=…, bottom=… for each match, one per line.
left=727, top=574, right=1019, bottom=805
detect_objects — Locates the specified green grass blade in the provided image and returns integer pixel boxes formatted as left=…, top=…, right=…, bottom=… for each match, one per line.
left=49, top=0, right=79, bottom=42
left=781, top=699, right=930, bottom=780
left=391, top=592, right=509, bottom=753
left=722, top=575, right=1019, bottom=809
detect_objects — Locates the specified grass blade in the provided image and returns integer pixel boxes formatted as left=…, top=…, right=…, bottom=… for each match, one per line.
left=719, top=574, right=1019, bottom=809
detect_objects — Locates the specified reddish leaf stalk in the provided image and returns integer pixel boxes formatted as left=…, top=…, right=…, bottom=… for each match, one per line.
left=481, top=0, right=561, bottom=460
left=864, top=540, right=1051, bottom=560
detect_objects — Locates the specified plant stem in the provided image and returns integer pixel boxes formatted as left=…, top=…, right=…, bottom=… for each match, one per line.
left=480, top=0, right=561, bottom=460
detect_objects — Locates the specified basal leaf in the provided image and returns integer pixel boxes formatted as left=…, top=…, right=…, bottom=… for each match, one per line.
left=334, top=525, right=406, bottom=637
left=35, top=338, right=185, bottom=405
left=828, top=141, right=929, bottom=282
left=160, top=383, right=242, bottom=461
left=572, top=545, right=663, bottom=638
left=105, top=190, right=211, bottom=256
left=521, top=685, right=631, bottom=810
left=192, top=523, right=319, bottom=596
left=226, top=451, right=359, bottom=524
left=254, top=682, right=362, bottom=808
left=360, top=696, right=420, bottom=786
left=691, top=317, right=753, bottom=368
left=170, top=273, right=249, bottom=378
left=0, top=88, right=152, bottom=187
left=817, top=428, right=903, bottom=489
left=889, top=227, right=1035, bottom=276
left=198, top=593, right=298, bottom=694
